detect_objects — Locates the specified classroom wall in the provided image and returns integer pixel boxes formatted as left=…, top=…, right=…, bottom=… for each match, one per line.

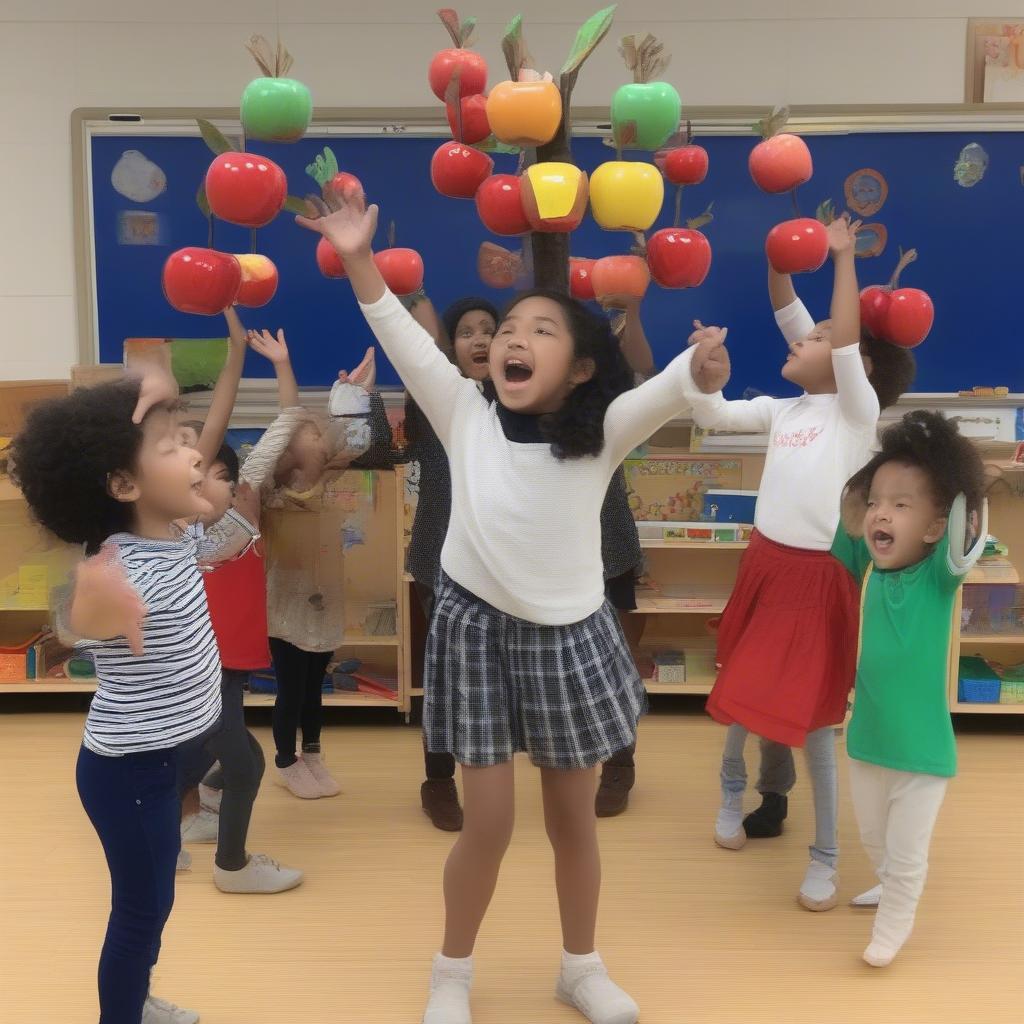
left=0, top=1, right=994, bottom=380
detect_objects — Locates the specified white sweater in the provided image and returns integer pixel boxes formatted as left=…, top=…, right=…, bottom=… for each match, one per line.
left=681, top=299, right=880, bottom=550
left=361, top=290, right=697, bottom=625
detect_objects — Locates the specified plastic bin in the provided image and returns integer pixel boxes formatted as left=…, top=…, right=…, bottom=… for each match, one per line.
left=957, top=657, right=1002, bottom=703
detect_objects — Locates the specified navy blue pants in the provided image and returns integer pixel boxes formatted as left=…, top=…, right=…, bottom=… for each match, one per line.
left=76, top=744, right=179, bottom=1024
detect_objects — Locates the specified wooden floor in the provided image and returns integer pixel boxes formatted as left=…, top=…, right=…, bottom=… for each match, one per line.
left=1, top=704, right=1022, bottom=1023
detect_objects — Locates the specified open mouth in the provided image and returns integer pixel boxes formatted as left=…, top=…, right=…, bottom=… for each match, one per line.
left=470, top=348, right=489, bottom=365
left=871, top=530, right=894, bottom=553
left=503, top=358, right=534, bottom=384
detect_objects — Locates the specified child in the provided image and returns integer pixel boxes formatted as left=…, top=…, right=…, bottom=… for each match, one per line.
left=683, top=215, right=917, bottom=911
left=296, top=193, right=728, bottom=1024
left=11, top=371, right=216, bottom=1024
left=833, top=411, right=987, bottom=966
left=239, top=326, right=376, bottom=799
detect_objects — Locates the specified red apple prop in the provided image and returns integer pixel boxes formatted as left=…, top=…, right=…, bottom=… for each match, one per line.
left=447, top=94, right=490, bottom=144
left=569, top=258, right=597, bottom=301
left=325, top=171, right=364, bottom=203
left=205, top=153, right=287, bottom=228
left=374, top=249, right=424, bottom=296
left=859, top=285, right=890, bottom=338
left=664, top=145, right=709, bottom=186
left=591, top=256, right=650, bottom=304
left=647, top=228, right=712, bottom=289
left=316, top=237, right=347, bottom=279
left=475, top=174, right=531, bottom=236
left=430, top=141, right=494, bottom=199
left=428, top=11, right=487, bottom=100
left=765, top=218, right=828, bottom=274
left=234, top=254, right=279, bottom=307
left=884, top=289, right=934, bottom=348
left=749, top=134, right=813, bottom=194
left=162, top=248, right=241, bottom=315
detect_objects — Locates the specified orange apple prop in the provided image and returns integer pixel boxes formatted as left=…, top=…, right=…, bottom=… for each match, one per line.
left=486, top=80, right=562, bottom=148
left=591, top=255, right=650, bottom=303
left=521, top=163, right=589, bottom=233
left=589, top=161, right=664, bottom=232
left=749, top=133, right=813, bottom=194
left=234, top=254, right=279, bottom=307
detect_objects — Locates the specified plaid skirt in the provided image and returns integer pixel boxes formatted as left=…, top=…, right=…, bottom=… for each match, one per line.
left=424, top=573, right=647, bottom=769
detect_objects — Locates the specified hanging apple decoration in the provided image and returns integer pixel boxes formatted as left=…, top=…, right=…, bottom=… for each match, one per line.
left=647, top=228, right=711, bottom=289
left=765, top=218, right=828, bottom=274
left=749, top=125, right=812, bottom=195
left=430, top=141, right=494, bottom=199
left=316, top=237, right=347, bottom=279
left=375, top=249, right=424, bottom=296
left=486, top=76, right=562, bottom=148
left=240, top=35, right=312, bottom=143
left=860, top=247, right=933, bottom=348
left=163, top=248, right=241, bottom=315
left=611, top=34, right=681, bottom=152
left=447, top=94, right=491, bottom=144
left=521, top=163, right=589, bottom=233
left=662, top=144, right=708, bottom=186
left=475, top=174, right=531, bottom=236
left=589, top=161, right=664, bottom=231
left=592, top=255, right=650, bottom=303
left=569, top=258, right=597, bottom=300
left=234, top=254, right=279, bottom=307
left=429, top=8, right=487, bottom=101
left=305, top=147, right=364, bottom=205
left=478, top=241, right=523, bottom=290
left=205, top=152, right=287, bottom=228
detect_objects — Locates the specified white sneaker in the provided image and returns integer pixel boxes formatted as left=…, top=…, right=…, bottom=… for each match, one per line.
left=175, top=848, right=192, bottom=872
left=142, top=994, right=200, bottom=1024
left=798, top=860, right=838, bottom=912
left=180, top=808, right=219, bottom=845
left=214, top=853, right=304, bottom=894
left=851, top=883, right=882, bottom=908
left=863, top=940, right=898, bottom=968
left=423, top=953, right=473, bottom=1024
left=198, top=782, right=222, bottom=813
left=556, top=955, right=639, bottom=1024
left=713, top=807, right=746, bottom=850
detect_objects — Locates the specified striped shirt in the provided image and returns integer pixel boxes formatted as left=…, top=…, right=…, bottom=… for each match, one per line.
left=79, top=531, right=222, bottom=756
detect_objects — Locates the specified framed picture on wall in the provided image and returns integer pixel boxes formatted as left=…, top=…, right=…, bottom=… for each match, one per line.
left=965, top=19, right=1024, bottom=101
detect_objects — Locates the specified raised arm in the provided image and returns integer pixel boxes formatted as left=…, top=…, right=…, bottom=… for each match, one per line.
left=249, top=328, right=299, bottom=410
left=295, top=195, right=472, bottom=446
left=195, top=307, right=247, bottom=469
left=617, top=298, right=656, bottom=380
left=238, top=407, right=306, bottom=491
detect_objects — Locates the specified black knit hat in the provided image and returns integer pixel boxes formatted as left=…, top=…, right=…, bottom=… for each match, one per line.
left=441, top=297, right=499, bottom=344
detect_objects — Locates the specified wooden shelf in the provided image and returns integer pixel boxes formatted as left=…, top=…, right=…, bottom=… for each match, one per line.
left=643, top=678, right=713, bottom=696
left=634, top=596, right=728, bottom=615
left=244, top=691, right=399, bottom=708
left=951, top=700, right=1024, bottom=715
left=640, top=539, right=748, bottom=551
left=960, top=634, right=1024, bottom=646
left=340, top=633, right=400, bottom=648
left=1, top=679, right=98, bottom=693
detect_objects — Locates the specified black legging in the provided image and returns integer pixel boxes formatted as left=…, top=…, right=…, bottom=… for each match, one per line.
left=269, top=638, right=333, bottom=769
left=177, top=669, right=265, bottom=872
left=415, top=582, right=457, bottom=782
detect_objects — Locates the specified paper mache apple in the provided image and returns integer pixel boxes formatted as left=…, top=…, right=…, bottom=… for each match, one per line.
left=860, top=247, right=934, bottom=348
left=611, top=34, right=681, bottom=152
left=240, top=35, right=312, bottom=143
left=429, top=8, right=487, bottom=101
left=163, top=248, right=241, bottom=315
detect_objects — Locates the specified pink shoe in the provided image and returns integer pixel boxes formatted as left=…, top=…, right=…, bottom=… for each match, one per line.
left=302, top=752, right=341, bottom=797
left=276, top=759, right=321, bottom=800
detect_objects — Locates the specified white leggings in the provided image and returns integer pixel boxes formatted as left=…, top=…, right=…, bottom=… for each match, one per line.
left=848, top=758, right=948, bottom=952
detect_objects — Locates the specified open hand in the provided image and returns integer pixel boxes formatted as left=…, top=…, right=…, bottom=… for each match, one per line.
left=70, top=546, right=147, bottom=655
left=826, top=212, right=862, bottom=256
left=130, top=365, right=178, bottom=425
left=295, top=190, right=378, bottom=261
left=248, top=329, right=290, bottom=365
left=337, top=347, right=376, bottom=391
left=689, top=320, right=731, bottom=395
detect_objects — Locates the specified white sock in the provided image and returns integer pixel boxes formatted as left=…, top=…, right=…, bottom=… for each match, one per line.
left=715, top=806, right=744, bottom=838
left=558, top=950, right=638, bottom=1024
left=863, top=940, right=898, bottom=968
left=423, top=953, right=473, bottom=1024
left=800, top=860, right=838, bottom=902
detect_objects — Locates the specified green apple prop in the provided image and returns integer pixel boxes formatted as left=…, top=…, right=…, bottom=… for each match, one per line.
left=611, top=34, right=681, bottom=151
left=240, top=35, right=312, bottom=143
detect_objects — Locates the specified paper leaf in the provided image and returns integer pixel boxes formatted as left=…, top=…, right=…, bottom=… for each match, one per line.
left=437, top=8, right=462, bottom=47
left=305, top=147, right=339, bottom=189
left=686, top=201, right=715, bottom=231
left=388, top=221, right=397, bottom=249
left=196, top=119, right=237, bottom=155
left=619, top=32, right=668, bottom=83
left=816, top=198, right=836, bottom=225
left=561, top=5, right=616, bottom=76
left=475, top=135, right=522, bottom=155
left=282, top=195, right=310, bottom=215
left=756, top=104, right=790, bottom=140
left=196, top=183, right=211, bottom=219
left=445, top=71, right=464, bottom=140
left=478, top=241, right=521, bottom=290
left=245, top=35, right=276, bottom=77
left=501, top=14, right=526, bottom=78
left=460, top=16, right=477, bottom=47
left=613, top=119, right=638, bottom=151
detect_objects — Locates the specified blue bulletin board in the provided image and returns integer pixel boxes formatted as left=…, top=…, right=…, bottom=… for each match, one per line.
left=87, top=117, right=1024, bottom=396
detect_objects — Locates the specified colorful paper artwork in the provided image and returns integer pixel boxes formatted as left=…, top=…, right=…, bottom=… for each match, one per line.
left=624, top=456, right=742, bottom=522
left=843, top=168, right=888, bottom=217
left=954, top=143, right=989, bottom=188
left=111, top=150, right=166, bottom=203
left=117, top=210, right=164, bottom=246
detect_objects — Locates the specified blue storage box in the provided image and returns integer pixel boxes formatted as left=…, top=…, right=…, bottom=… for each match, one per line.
left=957, top=657, right=1001, bottom=703
left=702, top=489, right=758, bottom=524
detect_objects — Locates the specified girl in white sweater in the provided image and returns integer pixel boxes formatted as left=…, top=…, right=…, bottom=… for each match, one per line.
left=297, top=194, right=728, bottom=1024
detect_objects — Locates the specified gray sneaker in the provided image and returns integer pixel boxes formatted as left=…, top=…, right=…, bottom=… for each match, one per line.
left=142, top=994, right=199, bottom=1024
left=175, top=848, right=192, bottom=872
left=180, top=808, right=219, bottom=844
left=214, top=853, right=304, bottom=894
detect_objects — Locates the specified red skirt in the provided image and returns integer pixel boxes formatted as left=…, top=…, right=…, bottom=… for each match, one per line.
left=706, top=531, right=859, bottom=747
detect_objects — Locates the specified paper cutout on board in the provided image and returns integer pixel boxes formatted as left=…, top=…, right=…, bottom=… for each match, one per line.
left=954, top=143, right=989, bottom=187
left=855, top=223, right=887, bottom=258
left=843, top=168, right=888, bottom=217
left=117, top=210, right=164, bottom=246
left=111, top=150, right=167, bottom=203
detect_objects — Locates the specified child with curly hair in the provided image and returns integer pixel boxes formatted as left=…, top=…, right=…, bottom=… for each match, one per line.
left=833, top=411, right=987, bottom=967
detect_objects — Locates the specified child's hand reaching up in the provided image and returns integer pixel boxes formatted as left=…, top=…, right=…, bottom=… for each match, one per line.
left=337, top=347, right=376, bottom=391
left=70, top=546, right=147, bottom=655
left=296, top=191, right=378, bottom=261
left=248, top=329, right=290, bottom=365
left=826, top=213, right=862, bottom=257
left=689, top=320, right=731, bottom=395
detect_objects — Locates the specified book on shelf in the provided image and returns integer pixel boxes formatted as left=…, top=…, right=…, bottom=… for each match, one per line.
left=689, top=425, right=768, bottom=454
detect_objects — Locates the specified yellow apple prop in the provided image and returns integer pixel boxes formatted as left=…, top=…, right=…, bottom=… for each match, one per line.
left=234, top=253, right=279, bottom=307
left=486, top=80, right=562, bottom=147
left=589, top=161, right=664, bottom=232
left=521, top=163, right=589, bottom=233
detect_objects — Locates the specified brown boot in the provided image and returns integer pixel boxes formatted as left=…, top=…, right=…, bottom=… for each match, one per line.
left=421, top=779, right=463, bottom=832
left=595, top=765, right=635, bottom=818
